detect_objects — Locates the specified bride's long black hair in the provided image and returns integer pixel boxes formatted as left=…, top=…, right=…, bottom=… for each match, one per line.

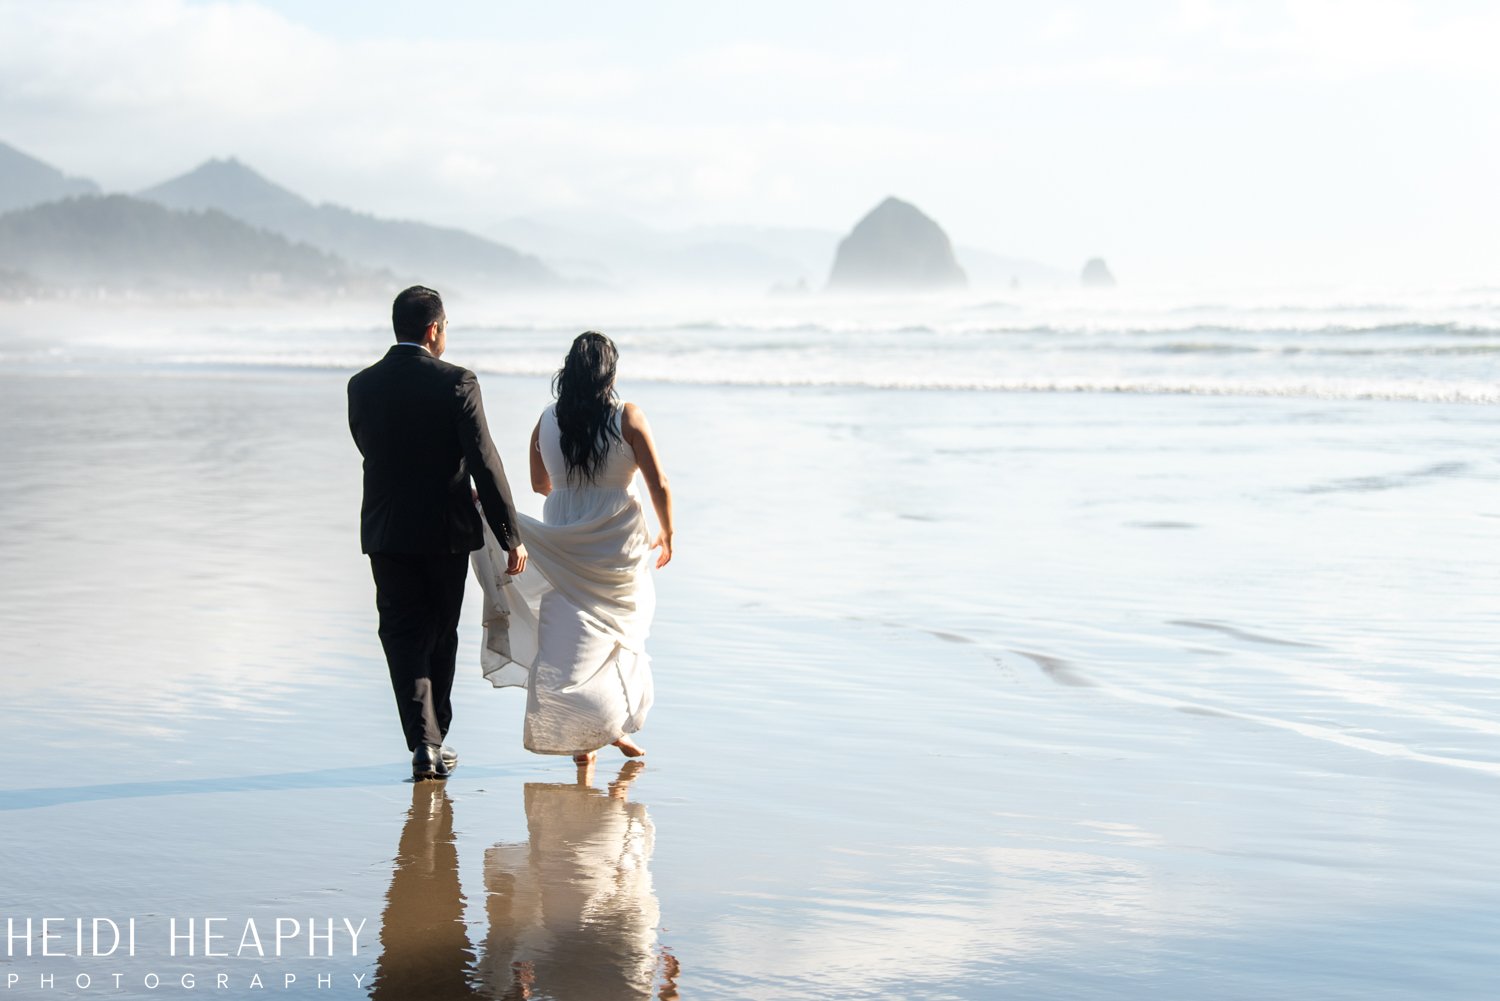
left=552, top=330, right=624, bottom=484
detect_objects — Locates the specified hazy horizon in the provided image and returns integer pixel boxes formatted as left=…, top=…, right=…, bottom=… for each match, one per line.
left=2, top=0, right=1498, bottom=290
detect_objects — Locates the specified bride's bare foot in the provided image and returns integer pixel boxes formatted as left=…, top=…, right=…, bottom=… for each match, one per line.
left=572, top=751, right=597, bottom=766
left=611, top=736, right=646, bottom=758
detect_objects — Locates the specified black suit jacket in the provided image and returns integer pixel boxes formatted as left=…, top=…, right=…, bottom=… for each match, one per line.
left=348, top=344, right=521, bottom=555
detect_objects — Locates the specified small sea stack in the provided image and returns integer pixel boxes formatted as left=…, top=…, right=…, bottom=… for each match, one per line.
left=825, top=196, right=967, bottom=293
left=1081, top=257, right=1116, bottom=288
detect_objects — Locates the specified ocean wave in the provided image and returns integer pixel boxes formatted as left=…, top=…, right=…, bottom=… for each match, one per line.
left=719, top=320, right=1500, bottom=340
left=1051, top=321, right=1500, bottom=340
left=1164, top=301, right=1429, bottom=315
left=0, top=346, right=1476, bottom=405
left=582, top=375, right=1500, bottom=403
left=136, top=353, right=1500, bottom=403
left=176, top=315, right=1500, bottom=341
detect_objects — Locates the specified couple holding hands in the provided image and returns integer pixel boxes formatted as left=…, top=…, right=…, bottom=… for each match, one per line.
left=348, top=285, right=673, bottom=779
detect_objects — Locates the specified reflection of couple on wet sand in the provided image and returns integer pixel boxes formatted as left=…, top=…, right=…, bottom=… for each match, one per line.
left=348, top=286, right=675, bottom=780
left=370, top=761, right=679, bottom=1000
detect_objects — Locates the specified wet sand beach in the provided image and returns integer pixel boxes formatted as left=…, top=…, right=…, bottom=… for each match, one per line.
left=2, top=307, right=1499, bottom=998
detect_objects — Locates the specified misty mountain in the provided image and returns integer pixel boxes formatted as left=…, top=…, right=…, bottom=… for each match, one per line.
left=492, top=211, right=1065, bottom=293
left=826, top=197, right=967, bottom=292
left=957, top=246, right=1070, bottom=290
left=488, top=212, right=821, bottom=291
left=140, top=158, right=557, bottom=292
left=686, top=223, right=842, bottom=275
left=0, top=194, right=373, bottom=295
left=0, top=141, right=99, bottom=214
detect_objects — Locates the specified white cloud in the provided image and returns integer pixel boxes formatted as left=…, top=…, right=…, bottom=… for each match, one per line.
left=1034, top=8, right=1083, bottom=42
left=1168, top=0, right=1500, bottom=83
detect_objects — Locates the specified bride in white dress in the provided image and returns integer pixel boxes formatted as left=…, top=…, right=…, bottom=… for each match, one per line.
left=472, top=332, right=674, bottom=765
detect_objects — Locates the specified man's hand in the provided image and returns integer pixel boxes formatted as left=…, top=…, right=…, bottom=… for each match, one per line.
left=505, top=543, right=528, bottom=576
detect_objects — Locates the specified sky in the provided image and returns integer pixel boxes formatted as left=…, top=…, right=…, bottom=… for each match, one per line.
left=1, top=0, right=1496, bottom=288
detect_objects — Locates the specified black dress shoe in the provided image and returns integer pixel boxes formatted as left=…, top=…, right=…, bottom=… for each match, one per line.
left=412, top=743, right=450, bottom=781
left=440, top=745, right=458, bottom=770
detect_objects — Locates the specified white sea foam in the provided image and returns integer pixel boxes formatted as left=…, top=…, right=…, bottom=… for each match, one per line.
left=15, top=287, right=1482, bottom=403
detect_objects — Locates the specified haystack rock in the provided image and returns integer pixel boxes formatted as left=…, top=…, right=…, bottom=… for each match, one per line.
left=825, top=196, right=967, bottom=292
left=1080, top=257, right=1116, bottom=288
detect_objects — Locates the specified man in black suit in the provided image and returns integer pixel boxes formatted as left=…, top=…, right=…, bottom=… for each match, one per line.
left=348, top=285, right=528, bottom=780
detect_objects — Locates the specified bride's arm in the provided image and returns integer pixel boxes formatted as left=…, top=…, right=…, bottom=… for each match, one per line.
left=622, top=402, right=673, bottom=568
left=529, top=420, right=552, bottom=496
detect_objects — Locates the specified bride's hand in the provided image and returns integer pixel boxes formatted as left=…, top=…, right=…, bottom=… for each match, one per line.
left=651, top=532, right=672, bottom=569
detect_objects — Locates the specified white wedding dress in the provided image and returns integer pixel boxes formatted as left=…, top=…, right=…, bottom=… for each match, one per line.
left=472, top=404, right=655, bottom=754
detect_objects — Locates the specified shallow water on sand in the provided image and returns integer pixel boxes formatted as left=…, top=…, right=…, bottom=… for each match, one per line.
left=1, top=350, right=1498, bottom=999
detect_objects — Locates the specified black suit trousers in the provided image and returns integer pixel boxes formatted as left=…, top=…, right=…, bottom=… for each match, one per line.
left=369, top=552, right=470, bottom=751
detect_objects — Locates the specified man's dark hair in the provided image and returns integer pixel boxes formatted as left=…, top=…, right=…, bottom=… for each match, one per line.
left=392, top=286, right=445, bottom=343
